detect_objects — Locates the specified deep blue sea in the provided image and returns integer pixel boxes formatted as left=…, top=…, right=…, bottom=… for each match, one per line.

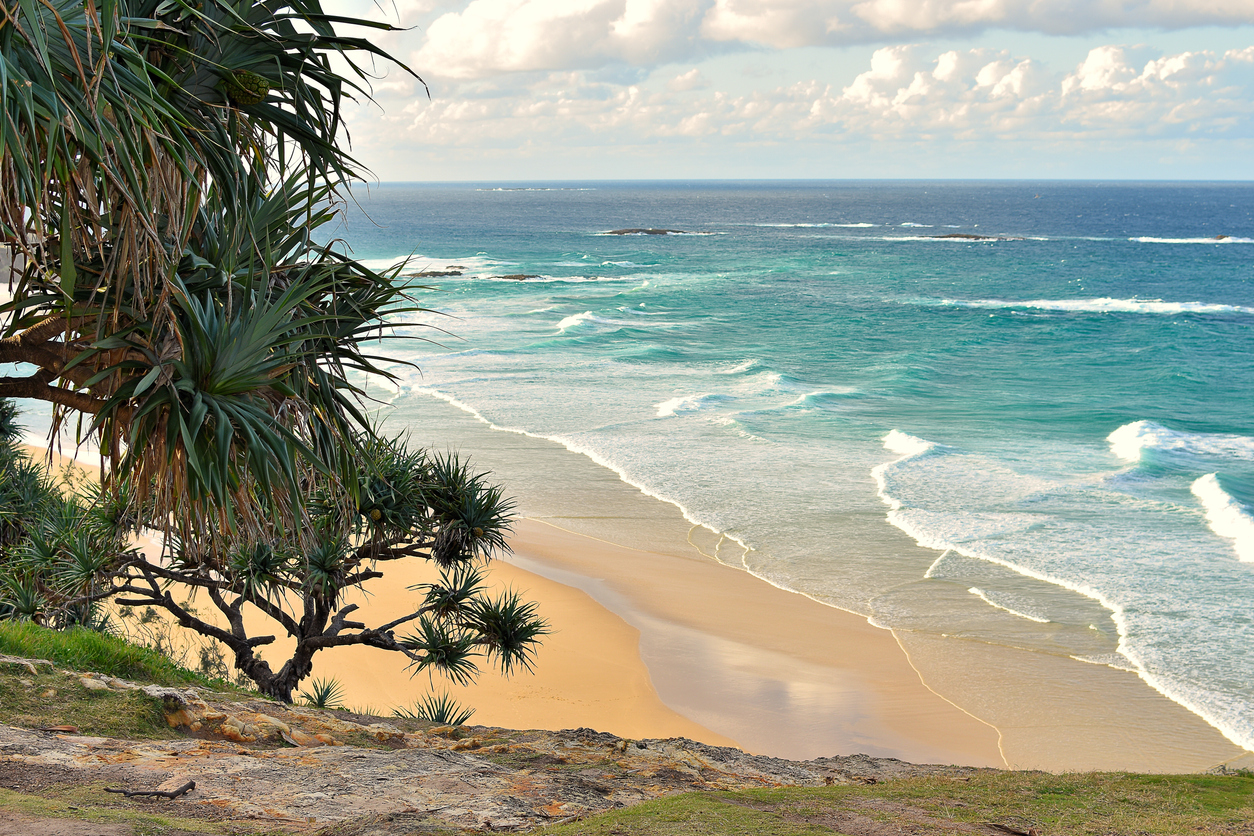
left=330, top=181, right=1254, bottom=751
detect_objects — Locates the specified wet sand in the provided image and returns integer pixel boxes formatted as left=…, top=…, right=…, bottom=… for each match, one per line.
left=25, top=424, right=1254, bottom=771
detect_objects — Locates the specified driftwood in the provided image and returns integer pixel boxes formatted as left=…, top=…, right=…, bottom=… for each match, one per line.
left=104, top=780, right=195, bottom=800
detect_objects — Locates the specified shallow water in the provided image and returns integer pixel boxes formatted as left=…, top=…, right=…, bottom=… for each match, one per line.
left=330, top=180, right=1252, bottom=752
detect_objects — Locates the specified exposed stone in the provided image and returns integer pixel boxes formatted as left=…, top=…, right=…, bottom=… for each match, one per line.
left=78, top=677, right=110, bottom=692
left=604, top=228, right=687, bottom=235
left=1, top=667, right=992, bottom=833
left=0, top=655, right=52, bottom=676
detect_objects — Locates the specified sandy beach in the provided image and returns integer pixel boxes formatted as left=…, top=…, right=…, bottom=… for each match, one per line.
left=25, top=426, right=1254, bottom=773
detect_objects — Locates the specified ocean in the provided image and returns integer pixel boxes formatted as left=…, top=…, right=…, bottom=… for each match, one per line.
left=330, top=180, right=1254, bottom=752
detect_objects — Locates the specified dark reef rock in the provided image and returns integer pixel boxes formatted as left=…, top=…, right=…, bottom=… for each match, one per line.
left=605, top=228, right=688, bottom=235
left=489, top=274, right=540, bottom=281
left=931, top=233, right=1025, bottom=241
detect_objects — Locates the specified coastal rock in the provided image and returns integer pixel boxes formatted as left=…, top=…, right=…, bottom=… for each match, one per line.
left=0, top=655, right=53, bottom=676
left=930, top=233, right=1025, bottom=241
left=0, top=718, right=990, bottom=833
left=0, top=667, right=994, bottom=833
left=604, top=228, right=687, bottom=235
left=410, top=269, right=463, bottom=277
left=488, top=274, right=539, bottom=280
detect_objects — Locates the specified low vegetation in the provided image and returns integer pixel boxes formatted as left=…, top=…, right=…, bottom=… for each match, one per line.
left=545, top=774, right=1254, bottom=836
left=0, top=620, right=208, bottom=687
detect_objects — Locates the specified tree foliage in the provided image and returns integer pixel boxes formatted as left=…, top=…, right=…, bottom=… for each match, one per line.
left=0, top=0, right=547, bottom=703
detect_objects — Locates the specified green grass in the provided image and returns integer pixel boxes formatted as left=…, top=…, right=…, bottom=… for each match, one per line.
left=543, top=772, right=1254, bottom=835
left=0, top=785, right=297, bottom=835
left=0, top=659, right=183, bottom=739
left=0, top=620, right=210, bottom=686
left=0, top=620, right=249, bottom=739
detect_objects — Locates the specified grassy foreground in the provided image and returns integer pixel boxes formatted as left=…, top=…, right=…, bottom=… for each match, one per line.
left=0, top=623, right=1251, bottom=835
left=0, top=619, right=208, bottom=686
left=543, top=773, right=1254, bottom=835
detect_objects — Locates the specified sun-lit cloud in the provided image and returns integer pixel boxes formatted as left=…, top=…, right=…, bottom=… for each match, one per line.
left=323, top=0, right=1254, bottom=178
left=356, top=45, right=1254, bottom=150
left=399, top=0, right=1254, bottom=78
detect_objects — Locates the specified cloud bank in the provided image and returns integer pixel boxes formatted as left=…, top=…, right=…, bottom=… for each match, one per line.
left=371, top=45, right=1254, bottom=148
left=410, top=0, right=1254, bottom=77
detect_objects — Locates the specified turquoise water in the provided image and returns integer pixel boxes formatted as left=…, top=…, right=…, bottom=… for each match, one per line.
left=332, top=181, right=1254, bottom=751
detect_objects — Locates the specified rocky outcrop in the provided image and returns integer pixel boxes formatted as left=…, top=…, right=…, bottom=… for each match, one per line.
left=0, top=670, right=990, bottom=833
left=603, top=229, right=687, bottom=235
left=930, top=233, right=1025, bottom=241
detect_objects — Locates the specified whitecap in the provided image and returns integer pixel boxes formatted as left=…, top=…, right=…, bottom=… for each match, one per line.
left=755, top=222, right=878, bottom=228
left=557, top=311, right=596, bottom=331
left=718, top=359, right=760, bottom=375
left=935, top=297, right=1254, bottom=316
left=882, top=429, right=936, bottom=458
left=655, top=393, right=734, bottom=418
left=1108, top=421, right=1254, bottom=463
left=1192, top=474, right=1254, bottom=563
left=1131, top=236, right=1254, bottom=244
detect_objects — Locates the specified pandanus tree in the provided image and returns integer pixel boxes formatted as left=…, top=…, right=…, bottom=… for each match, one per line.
left=0, top=0, right=547, bottom=702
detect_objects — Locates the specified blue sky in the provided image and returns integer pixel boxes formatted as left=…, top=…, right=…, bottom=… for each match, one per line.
left=326, top=1, right=1254, bottom=180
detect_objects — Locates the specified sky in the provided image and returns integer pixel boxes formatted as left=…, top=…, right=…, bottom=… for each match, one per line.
left=323, top=0, right=1254, bottom=180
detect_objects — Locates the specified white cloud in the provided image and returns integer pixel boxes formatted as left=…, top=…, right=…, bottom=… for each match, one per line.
left=413, top=0, right=709, bottom=78
left=348, top=44, right=1254, bottom=164
left=400, top=0, right=1254, bottom=77
left=705, top=0, right=1254, bottom=46
left=668, top=68, right=712, bottom=91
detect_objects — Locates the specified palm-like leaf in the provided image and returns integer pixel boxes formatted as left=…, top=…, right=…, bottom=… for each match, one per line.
left=394, top=692, right=475, bottom=726
left=467, top=591, right=548, bottom=676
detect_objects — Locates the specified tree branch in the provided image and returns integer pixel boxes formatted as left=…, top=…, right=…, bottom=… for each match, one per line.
left=0, top=375, right=108, bottom=413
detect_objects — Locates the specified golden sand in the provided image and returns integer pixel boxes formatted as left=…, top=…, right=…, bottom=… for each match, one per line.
left=24, top=443, right=1252, bottom=771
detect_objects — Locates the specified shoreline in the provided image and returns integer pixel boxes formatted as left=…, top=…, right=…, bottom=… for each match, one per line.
left=383, top=392, right=1254, bottom=772
left=497, top=518, right=1250, bottom=771
left=21, top=419, right=1254, bottom=771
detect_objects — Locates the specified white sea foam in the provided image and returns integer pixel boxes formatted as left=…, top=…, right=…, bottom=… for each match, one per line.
left=872, top=431, right=1254, bottom=751
left=1071, top=653, right=1140, bottom=673
left=557, top=311, right=598, bottom=331
left=412, top=385, right=755, bottom=560
left=968, top=587, right=1051, bottom=623
left=874, top=236, right=1033, bottom=243
left=556, top=310, right=688, bottom=333
left=1108, top=421, right=1254, bottom=463
left=882, top=429, right=936, bottom=458
left=655, top=393, right=733, bottom=418
left=1131, top=236, right=1254, bottom=244
left=936, top=297, right=1254, bottom=316
left=1191, top=474, right=1254, bottom=563
left=718, top=359, right=761, bottom=375
left=899, top=222, right=933, bottom=227
left=755, top=222, right=878, bottom=228
left=488, top=274, right=623, bottom=284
